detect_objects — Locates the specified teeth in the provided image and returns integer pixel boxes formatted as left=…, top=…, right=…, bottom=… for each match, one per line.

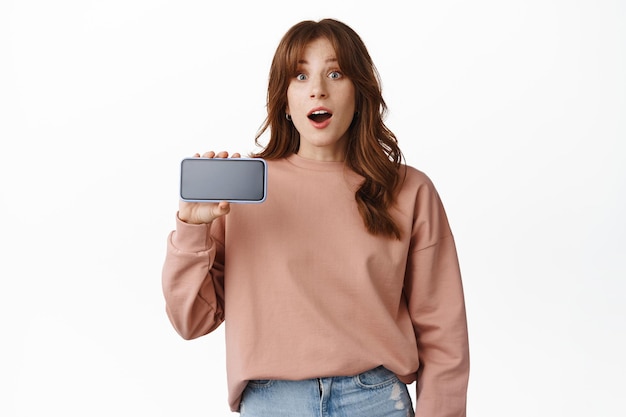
left=311, top=110, right=328, bottom=115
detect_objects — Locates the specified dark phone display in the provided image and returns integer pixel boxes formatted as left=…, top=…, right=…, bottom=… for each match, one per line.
left=180, top=158, right=267, bottom=203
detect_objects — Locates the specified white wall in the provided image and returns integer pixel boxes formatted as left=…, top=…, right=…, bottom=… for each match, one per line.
left=1, top=1, right=624, bottom=416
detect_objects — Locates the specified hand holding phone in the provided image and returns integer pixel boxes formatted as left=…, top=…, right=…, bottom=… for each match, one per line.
left=178, top=151, right=267, bottom=224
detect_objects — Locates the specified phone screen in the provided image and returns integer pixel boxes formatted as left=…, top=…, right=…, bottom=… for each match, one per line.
left=180, top=158, right=267, bottom=203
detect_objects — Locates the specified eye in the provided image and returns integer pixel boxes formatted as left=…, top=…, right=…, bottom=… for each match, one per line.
left=328, top=71, right=342, bottom=80
left=296, top=73, right=307, bottom=81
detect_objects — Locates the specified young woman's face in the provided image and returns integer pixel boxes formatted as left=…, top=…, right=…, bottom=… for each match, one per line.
left=286, top=37, right=356, bottom=161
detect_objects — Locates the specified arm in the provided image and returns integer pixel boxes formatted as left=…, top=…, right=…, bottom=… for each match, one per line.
left=161, top=215, right=226, bottom=340
left=162, top=150, right=238, bottom=339
left=404, top=181, right=470, bottom=417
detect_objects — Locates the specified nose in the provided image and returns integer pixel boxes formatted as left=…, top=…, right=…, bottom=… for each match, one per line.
left=309, top=75, right=327, bottom=99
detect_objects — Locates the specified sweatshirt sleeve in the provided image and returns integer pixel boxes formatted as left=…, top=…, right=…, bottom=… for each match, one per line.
left=161, top=214, right=226, bottom=340
left=404, top=178, right=470, bottom=417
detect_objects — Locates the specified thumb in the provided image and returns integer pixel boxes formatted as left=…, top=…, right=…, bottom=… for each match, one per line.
left=216, top=201, right=231, bottom=215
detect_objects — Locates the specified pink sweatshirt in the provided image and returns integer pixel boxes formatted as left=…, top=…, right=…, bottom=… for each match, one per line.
left=162, top=154, right=469, bottom=415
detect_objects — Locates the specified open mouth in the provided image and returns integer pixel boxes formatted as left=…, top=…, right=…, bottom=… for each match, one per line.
left=307, top=110, right=332, bottom=123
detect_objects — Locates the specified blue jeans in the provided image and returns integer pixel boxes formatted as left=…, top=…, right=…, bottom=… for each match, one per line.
left=239, top=366, right=415, bottom=417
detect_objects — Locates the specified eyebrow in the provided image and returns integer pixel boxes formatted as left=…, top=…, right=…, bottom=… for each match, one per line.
left=297, top=57, right=339, bottom=65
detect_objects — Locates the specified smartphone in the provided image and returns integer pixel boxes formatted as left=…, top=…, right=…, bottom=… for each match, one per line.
left=180, top=157, right=267, bottom=203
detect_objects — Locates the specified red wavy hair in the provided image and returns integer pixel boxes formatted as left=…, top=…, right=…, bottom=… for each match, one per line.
left=255, top=19, right=404, bottom=239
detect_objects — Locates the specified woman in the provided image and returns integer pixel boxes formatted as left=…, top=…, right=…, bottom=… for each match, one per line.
left=162, top=18, right=469, bottom=416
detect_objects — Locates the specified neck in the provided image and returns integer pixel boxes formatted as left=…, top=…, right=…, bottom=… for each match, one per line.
left=296, top=140, right=347, bottom=162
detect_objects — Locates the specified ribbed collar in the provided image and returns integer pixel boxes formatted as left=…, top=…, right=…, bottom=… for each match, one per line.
left=285, top=153, right=347, bottom=172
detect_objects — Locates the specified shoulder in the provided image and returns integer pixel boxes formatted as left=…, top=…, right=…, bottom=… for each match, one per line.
left=261, top=156, right=292, bottom=175
left=393, top=165, right=455, bottom=249
left=396, top=164, right=450, bottom=227
left=398, top=164, right=439, bottom=196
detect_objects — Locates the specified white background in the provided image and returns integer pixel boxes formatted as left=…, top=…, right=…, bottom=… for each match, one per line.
left=1, top=0, right=624, bottom=416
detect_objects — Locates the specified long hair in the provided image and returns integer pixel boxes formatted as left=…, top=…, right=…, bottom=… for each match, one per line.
left=255, top=19, right=403, bottom=239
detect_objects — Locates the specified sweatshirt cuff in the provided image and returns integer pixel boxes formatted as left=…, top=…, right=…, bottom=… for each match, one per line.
left=170, top=213, right=214, bottom=252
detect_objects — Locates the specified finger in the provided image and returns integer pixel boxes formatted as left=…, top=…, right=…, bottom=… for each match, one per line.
left=202, top=151, right=216, bottom=158
left=232, top=153, right=241, bottom=158
left=216, top=201, right=231, bottom=215
left=215, top=151, right=229, bottom=158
